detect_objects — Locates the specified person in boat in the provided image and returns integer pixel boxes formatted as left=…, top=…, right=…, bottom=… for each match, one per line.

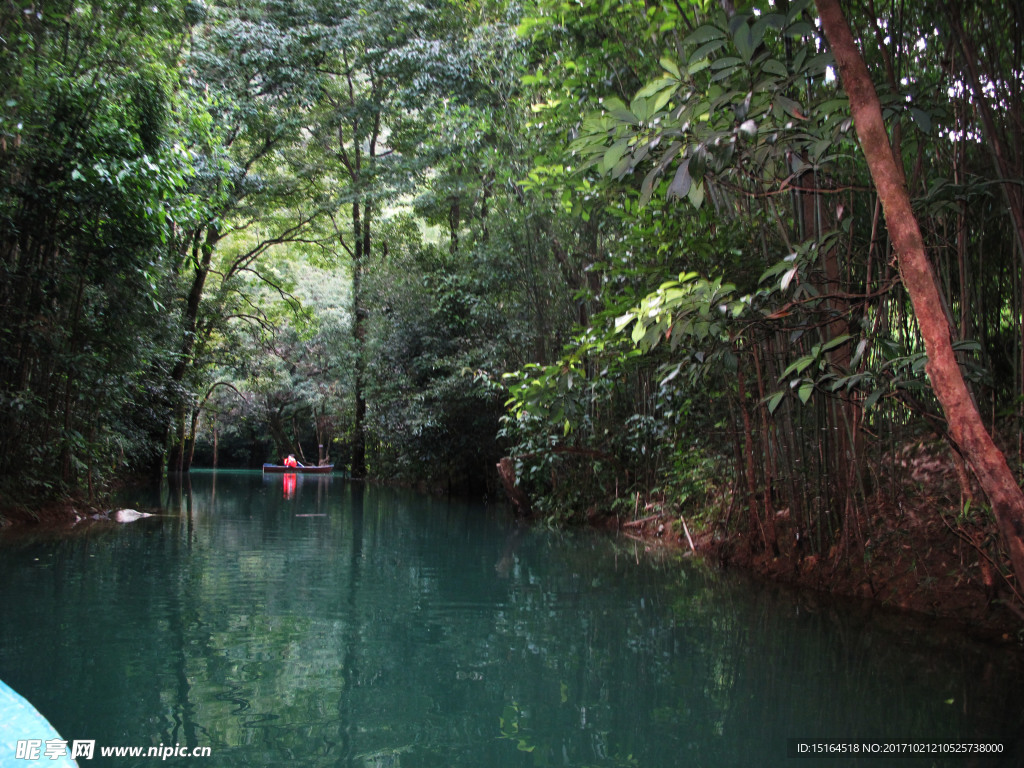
left=284, top=454, right=298, bottom=468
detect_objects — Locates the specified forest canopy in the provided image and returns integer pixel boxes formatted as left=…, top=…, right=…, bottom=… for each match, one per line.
left=2, top=0, right=1023, bottom=592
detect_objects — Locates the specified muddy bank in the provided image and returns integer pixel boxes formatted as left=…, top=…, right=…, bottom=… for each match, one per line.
left=618, top=500, right=1024, bottom=644
left=0, top=500, right=86, bottom=528
left=0, top=499, right=161, bottom=536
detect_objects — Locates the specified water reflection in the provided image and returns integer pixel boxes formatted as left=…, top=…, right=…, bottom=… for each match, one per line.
left=258, top=470, right=335, bottom=508
left=0, top=472, right=1022, bottom=767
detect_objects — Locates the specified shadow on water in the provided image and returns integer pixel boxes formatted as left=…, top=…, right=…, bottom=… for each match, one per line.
left=0, top=470, right=1022, bottom=767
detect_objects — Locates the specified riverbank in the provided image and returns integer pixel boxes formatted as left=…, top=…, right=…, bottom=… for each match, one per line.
left=0, top=498, right=90, bottom=528
left=618, top=495, right=1024, bottom=644
left=0, top=473, right=159, bottom=529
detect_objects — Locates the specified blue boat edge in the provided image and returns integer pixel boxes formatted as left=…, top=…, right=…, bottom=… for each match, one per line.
left=0, top=680, right=79, bottom=767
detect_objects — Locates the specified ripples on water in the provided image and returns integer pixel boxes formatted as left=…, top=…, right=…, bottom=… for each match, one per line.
left=1, top=471, right=1023, bottom=767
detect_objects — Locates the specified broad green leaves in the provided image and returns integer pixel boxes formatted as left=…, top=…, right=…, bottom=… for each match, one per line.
left=567, top=5, right=845, bottom=212
left=614, top=272, right=749, bottom=355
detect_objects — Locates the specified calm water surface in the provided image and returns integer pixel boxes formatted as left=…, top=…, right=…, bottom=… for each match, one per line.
left=1, top=471, right=1023, bottom=767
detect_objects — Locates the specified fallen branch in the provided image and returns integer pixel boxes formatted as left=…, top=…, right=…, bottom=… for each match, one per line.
left=623, top=513, right=662, bottom=528
left=680, top=515, right=696, bottom=552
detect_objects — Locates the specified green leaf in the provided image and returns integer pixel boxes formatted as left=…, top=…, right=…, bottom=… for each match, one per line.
left=820, top=334, right=852, bottom=352
left=759, top=258, right=797, bottom=283
left=611, top=154, right=633, bottom=179
left=864, top=388, right=885, bottom=410
left=660, top=57, right=681, bottom=79
left=684, top=24, right=726, bottom=46
left=651, top=85, right=676, bottom=114
left=798, top=380, right=814, bottom=403
left=733, top=23, right=757, bottom=63
left=781, top=354, right=815, bottom=379
left=687, top=179, right=705, bottom=208
left=710, top=56, right=743, bottom=71
left=602, top=96, right=628, bottom=113
left=602, top=139, right=630, bottom=173
left=910, top=107, right=932, bottom=133
left=774, top=95, right=806, bottom=119
left=762, top=58, right=789, bottom=78
left=631, top=321, right=648, bottom=344
left=952, top=339, right=981, bottom=352
left=786, top=0, right=814, bottom=24
left=786, top=20, right=815, bottom=38
left=639, top=166, right=661, bottom=207
left=636, top=77, right=678, bottom=100
left=688, top=38, right=728, bottom=66
left=606, top=109, right=638, bottom=125
left=667, top=158, right=692, bottom=200
left=687, top=57, right=712, bottom=76
left=630, top=94, right=652, bottom=122
left=805, top=52, right=835, bottom=76
left=754, top=13, right=787, bottom=37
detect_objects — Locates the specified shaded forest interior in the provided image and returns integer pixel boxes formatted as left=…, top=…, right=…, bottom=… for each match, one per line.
left=1, top=0, right=1023, bottom=614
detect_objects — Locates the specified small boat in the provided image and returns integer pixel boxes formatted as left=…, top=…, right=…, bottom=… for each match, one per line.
left=262, top=463, right=334, bottom=474
left=0, top=679, right=79, bottom=767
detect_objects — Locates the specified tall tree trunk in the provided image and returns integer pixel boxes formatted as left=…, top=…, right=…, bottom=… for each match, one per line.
left=164, top=224, right=219, bottom=476
left=350, top=199, right=368, bottom=480
left=752, top=344, right=779, bottom=554
left=815, top=0, right=1024, bottom=591
left=736, top=359, right=765, bottom=552
left=448, top=196, right=460, bottom=255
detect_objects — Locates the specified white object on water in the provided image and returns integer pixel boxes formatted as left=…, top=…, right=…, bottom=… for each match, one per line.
left=113, top=509, right=154, bottom=523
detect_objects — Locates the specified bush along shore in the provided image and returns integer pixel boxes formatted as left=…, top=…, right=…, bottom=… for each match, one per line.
left=497, top=436, right=1024, bottom=643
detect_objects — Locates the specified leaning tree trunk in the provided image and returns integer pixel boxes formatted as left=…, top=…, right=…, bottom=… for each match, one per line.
left=814, top=0, right=1024, bottom=591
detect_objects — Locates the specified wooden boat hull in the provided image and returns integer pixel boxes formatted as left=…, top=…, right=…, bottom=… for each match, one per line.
left=262, top=463, right=334, bottom=474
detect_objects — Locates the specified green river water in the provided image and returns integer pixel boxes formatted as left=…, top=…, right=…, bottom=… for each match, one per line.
left=1, top=470, right=1022, bottom=767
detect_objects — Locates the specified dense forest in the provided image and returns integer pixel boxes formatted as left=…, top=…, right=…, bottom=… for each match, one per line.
left=2, top=0, right=1023, bottom=610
